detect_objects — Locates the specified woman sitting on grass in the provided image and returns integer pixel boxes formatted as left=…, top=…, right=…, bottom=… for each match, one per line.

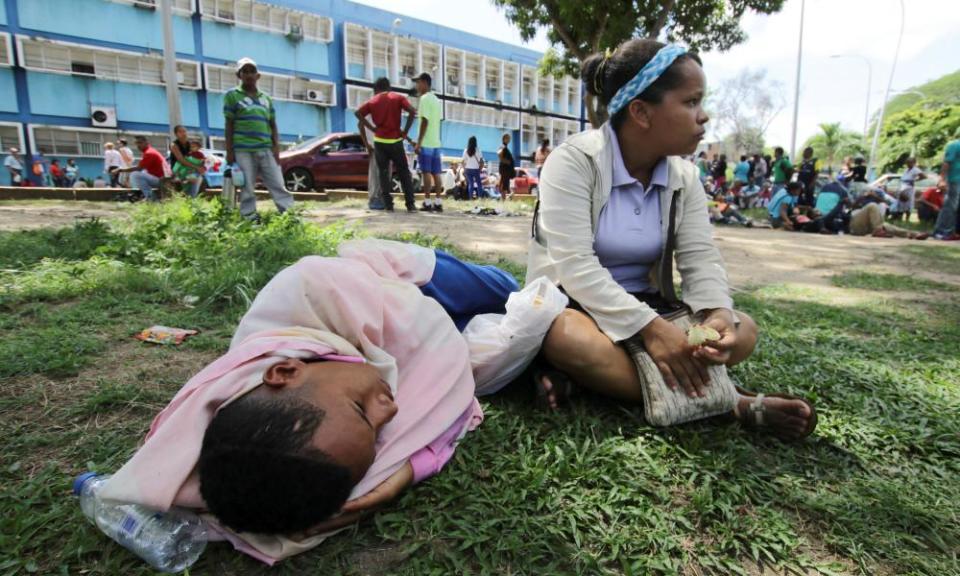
left=527, top=38, right=817, bottom=441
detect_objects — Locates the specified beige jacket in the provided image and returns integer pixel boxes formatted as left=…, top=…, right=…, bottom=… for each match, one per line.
left=526, top=124, right=733, bottom=343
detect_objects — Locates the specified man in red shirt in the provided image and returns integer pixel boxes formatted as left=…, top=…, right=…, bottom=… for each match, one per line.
left=917, top=183, right=946, bottom=223
left=355, top=77, right=417, bottom=212
left=115, top=135, right=167, bottom=201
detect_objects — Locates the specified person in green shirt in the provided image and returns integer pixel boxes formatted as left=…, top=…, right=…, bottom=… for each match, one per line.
left=770, top=146, right=793, bottom=192
left=223, top=57, right=294, bottom=221
left=412, top=72, right=444, bottom=212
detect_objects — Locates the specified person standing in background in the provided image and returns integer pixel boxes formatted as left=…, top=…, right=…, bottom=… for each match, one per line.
left=4, top=147, right=23, bottom=186
left=118, top=138, right=135, bottom=188
left=534, top=139, right=551, bottom=177
left=358, top=107, right=384, bottom=210
left=356, top=77, right=418, bottom=212
left=897, top=157, right=924, bottom=222
left=933, top=133, right=960, bottom=241
left=796, top=146, right=818, bottom=207
left=497, top=133, right=515, bottom=201
left=462, top=136, right=484, bottom=200
left=412, top=72, right=444, bottom=213
left=103, top=143, right=123, bottom=187
left=65, top=158, right=79, bottom=187
left=224, top=57, right=295, bottom=221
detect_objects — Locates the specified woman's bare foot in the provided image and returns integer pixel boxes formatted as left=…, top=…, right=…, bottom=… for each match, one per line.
left=534, top=369, right=575, bottom=411
left=734, top=392, right=817, bottom=441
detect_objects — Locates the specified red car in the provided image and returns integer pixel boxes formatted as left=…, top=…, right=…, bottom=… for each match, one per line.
left=510, top=168, right=540, bottom=195
left=280, top=132, right=369, bottom=192
left=280, top=132, right=423, bottom=193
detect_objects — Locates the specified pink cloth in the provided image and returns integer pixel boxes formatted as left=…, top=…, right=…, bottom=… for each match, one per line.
left=101, top=239, right=483, bottom=563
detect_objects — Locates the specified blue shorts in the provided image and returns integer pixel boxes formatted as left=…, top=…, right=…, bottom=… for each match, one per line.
left=420, top=250, right=519, bottom=331
left=418, top=147, right=442, bottom=174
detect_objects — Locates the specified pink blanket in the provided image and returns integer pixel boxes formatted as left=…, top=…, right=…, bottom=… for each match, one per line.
left=101, top=240, right=482, bottom=562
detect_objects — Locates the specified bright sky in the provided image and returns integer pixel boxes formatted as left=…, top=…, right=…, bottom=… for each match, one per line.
left=353, top=0, right=960, bottom=153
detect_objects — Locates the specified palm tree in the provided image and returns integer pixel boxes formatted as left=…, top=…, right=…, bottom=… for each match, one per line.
left=803, top=123, right=866, bottom=174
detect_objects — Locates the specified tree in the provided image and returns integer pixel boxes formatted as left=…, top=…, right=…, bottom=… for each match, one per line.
left=708, top=69, right=784, bottom=155
left=876, top=105, right=960, bottom=173
left=801, top=123, right=866, bottom=174
left=492, top=0, right=787, bottom=126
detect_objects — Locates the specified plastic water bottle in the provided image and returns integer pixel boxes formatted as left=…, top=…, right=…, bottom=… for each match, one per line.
left=221, top=167, right=236, bottom=209
left=73, top=472, right=208, bottom=573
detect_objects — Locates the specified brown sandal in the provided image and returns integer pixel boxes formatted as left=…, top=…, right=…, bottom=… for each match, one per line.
left=735, top=386, right=818, bottom=442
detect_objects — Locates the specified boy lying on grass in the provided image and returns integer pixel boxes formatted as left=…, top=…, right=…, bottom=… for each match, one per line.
left=99, top=239, right=518, bottom=564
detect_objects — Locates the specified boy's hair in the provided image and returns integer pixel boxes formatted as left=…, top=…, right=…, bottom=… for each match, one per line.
left=787, top=181, right=803, bottom=193
left=198, top=394, right=354, bottom=534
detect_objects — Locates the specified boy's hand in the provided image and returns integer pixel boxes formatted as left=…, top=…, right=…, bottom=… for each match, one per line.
left=341, top=461, right=413, bottom=514
left=289, top=462, right=414, bottom=541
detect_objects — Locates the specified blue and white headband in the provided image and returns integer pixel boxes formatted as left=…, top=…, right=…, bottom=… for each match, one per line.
left=606, top=44, right=688, bottom=117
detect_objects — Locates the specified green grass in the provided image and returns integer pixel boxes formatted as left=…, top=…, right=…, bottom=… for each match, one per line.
left=1, top=198, right=959, bottom=575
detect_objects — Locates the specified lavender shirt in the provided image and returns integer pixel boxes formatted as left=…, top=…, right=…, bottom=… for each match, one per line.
left=593, top=124, right=666, bottom=293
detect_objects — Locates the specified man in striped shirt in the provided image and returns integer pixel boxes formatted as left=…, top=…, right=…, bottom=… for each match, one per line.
left=224, top=57, right=294, bottom=220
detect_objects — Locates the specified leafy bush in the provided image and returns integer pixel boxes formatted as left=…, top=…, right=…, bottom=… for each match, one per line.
left=0, top=218, right=115, bottom=269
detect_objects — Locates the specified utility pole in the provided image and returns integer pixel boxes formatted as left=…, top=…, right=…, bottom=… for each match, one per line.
left=868, top=0, right=906, bottom=180
left=160, top=0, right=182, bottom=128
left=789, top=0, right=805, bottom=160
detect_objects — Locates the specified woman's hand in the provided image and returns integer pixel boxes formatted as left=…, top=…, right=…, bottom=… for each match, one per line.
left=640, top=317, right=710, bottom=398
left=289, top=462, right=414, bottom=541
left=692, top=309, right=737, bottom=366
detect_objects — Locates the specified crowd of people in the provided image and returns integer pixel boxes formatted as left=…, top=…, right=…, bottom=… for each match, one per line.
left=689, top=137, right=960, bottom=242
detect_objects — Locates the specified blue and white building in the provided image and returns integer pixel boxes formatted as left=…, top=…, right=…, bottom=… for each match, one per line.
left=0, top=0, right=586, bottom=185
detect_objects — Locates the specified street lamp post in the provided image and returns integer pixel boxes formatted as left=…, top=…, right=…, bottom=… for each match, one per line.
left=830, top=54, right=872, bottom=138
left=867, top=0, right=906, bottom=181
left=789, top=0, right=806, bottom=160
left=385, top=18, right=402, bottom=83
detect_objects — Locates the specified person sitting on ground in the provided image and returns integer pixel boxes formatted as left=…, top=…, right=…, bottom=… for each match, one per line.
left=708, top=190, right=752, bottom=227
left=917, top=182, right=945, bottom=223
left=849, top=192, right=927, bottom=239
left=768, top=181, right=802, bottom=230
left=98, top=239, right=519, bottom=564
left=172, top=138, right=207, bottom=198
left=813, top=180, right=851, bottom=234
left=527, top=37, right=817, bottom=440
left=112, top=136, right=168, bottom=202
left=49, top=159, right=66, bottom=187
left=170, top=125, right=205, bottom=198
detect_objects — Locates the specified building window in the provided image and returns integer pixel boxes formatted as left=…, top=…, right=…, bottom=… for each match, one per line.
left=29, top=125, right=189, bottom=158
left=0, top=123, right=25, bottom=153
left=0, top=33, right=12, bottom=67
left=17, top=36, right=201, bottom=89
left=346, top=85, right=373, bottom=110
left=203, top=64, right=335, bottom=106
left=199, top=0, right=333, bottom=43
left=108, top=0, right=195, bottom=16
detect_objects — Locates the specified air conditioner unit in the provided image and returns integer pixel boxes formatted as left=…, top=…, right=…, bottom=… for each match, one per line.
left=397, top=77, right=412, bottom=88
left=522, top=98, right=530, bottom=108
left=217, top=9, right=235, bottom=22
left=286, top=24, right=304, bottom=42
left=90, top=106, right=117, bottom=128
left=133, top=0, right=157, bottom=9
left=306, top=89, right=328, bottom=103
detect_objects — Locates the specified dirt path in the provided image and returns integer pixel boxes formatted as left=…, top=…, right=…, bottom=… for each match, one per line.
left=302, top=204, right=960, bottom=289
left=2, top=200, right=958, bottom=289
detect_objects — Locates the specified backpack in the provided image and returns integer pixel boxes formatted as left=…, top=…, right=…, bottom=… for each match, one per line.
left=798, top=158, right=817, bottom=184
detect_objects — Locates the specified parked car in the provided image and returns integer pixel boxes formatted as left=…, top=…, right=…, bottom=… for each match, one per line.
left=510, top=168, right=539, bottom=195
left=868, top=173, right=939, bottom=201
left=279, top=132, right=421, bottom=193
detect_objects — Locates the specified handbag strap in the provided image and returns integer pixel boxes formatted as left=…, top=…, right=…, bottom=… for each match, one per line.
left=658, top=188, right=682, bottom=305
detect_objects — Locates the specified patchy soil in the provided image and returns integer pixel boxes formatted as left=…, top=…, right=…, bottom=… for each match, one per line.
left=0, top=200, right=130, bottom=231
left=3, top=199, right=958, bottom=291
left=300, top=203, right=960, bottom=291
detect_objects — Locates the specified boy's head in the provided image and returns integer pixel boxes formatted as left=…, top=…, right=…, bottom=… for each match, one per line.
left=198, top=358, right=398, bottom=534
left=774, top=146, right=784, bottom=158
left=373, top=76, right=391, bottom=94
left=786, top=181, right=802, bottom=195
left=803, top=146, right=813, bottom=159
